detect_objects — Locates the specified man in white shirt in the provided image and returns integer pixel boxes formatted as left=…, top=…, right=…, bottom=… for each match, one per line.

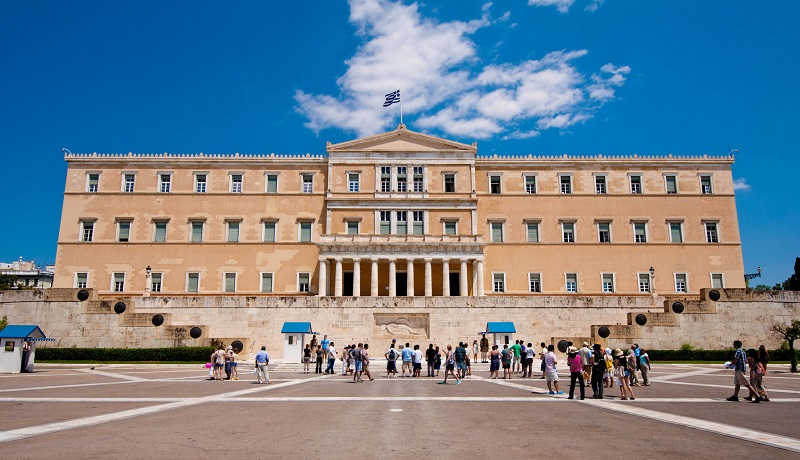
left=325, top=342, right=336, bottom=374
left=412, top=344, right=423, bottom=377
left=578, top=342, right=592, bottom=387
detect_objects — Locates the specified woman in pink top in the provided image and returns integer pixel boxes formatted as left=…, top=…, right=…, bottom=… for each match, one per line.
left=567, top=346, right=585, bottom=400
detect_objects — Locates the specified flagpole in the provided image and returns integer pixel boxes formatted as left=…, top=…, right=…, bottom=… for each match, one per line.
left=399, top=89, right=403, bottom=125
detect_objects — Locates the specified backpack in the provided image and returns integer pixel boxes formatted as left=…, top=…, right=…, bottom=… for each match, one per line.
left=388, top=349, right=397, bottom=361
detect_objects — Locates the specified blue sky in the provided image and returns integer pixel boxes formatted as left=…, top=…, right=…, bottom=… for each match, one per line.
left=0, top=1, right=796, bottom=286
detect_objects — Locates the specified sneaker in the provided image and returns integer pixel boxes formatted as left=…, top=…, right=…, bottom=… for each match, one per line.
left=726, top=396, right=739, bottom=402
left=456, top=380, right=461, bottom=385
left=438, top=381, right=448, bottom=385
left=548, top=391, right=555, bottom=395
left=557, top=391, right=564, bottom=395
left=753, top=396, right=762, bottom=403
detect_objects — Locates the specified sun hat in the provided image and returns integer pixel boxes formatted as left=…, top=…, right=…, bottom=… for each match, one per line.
left=567, top=346, right=579, bottom=354
left=613, top=348, right=623, bottom=357
left=582, top=342, right=589, bottom=346
left=605, top=348, right=612, bottom=355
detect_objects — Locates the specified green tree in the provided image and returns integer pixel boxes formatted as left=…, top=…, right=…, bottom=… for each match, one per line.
left=0, top=274, right=18, bottom=290
left=0, top=315, right=7, bottom=332
left=772, top=319, right=800, bottom=373
left=753, top=284, right=771, bottom=291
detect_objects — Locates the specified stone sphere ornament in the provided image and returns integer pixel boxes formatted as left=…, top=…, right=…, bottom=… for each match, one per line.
left=77, top=289, right=90, bottom=301
left=598, top=326, right=610, bottom=338
left=113, top=302, right=126, bottom=314
left=189, top=327, right=202, bottom=339
left=635, top=314, right=648, bottom=326
left=672, top=302, right=685, bottom=314
left=708, top=289, right=721, bottom=301
left=151, top=314, right=164, bottom=326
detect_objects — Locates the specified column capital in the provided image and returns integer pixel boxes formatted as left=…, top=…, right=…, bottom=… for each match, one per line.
left=370, top=257, right=380, bottom=263
left=423, top=258, right=433, bottom=263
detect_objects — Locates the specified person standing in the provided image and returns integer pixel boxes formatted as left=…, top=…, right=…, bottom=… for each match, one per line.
left=385, top=343, right=399, bottom=378
left=439, top=344, right=461, bottom=385
left=628, top=346, right=640, bottom=386
left=539, top=342, right=548, bottom=379
left=325, top=342, right=336, bottom=374
left=303, top=344, right=312, bottom=374
left=401, top=343, right=414, bottom=377
left=351, top=343, right=364, bottom=383
left=758, top=345, right=771, bottom=372
left=434, top=346, right=442, bottom=377
left=426, top=344, right=437, bottom=377
left=510, top=340, right=522, bottom=374
left=224, top=345, right=234, bottom=380
left=613, top=349, right=634, bottom=400
left=727, top=340, right=761, bottom=402
left=604, top=348, right=614, bottom=388
left=473, top=340, right=479, bottom=364
left=567, top=347, right=585, bottom=400
left=213, top=345, right=226, bottom=381
left=342, top=345, right=351, bottom=376
left=455, top=342, right=468, bottom=379
left=362, top=344, right=374, bottom=381
left=501, top=344, right=513, bottom=379
left=489, top=345, right=501, bottom=379
left=522, top=343, right=535, bottom=378
left=578, top=342, right=592, bottom=387
left=591, top=344, right=606, bottom=399
left=543, top=344, right=563, bottom=395
left=412, top=344, right=423, bottom=377
left=747, top=349, right=769, bottom=402
left=255, top=346, right=270, bottom=384
left=638, top=348, right=651, bottom=386
left=310, top=334, right=318, bottom=354
left=480, top=335, right=490, bottom=363
left=315, top=345, right=324, bottom=374
left=321, top=335, right=330, bottom=355
left=229, top=347, right=238, bottom=380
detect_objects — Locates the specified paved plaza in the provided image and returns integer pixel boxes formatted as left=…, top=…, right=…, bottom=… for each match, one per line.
left=0, top=362, right=798, bottom=458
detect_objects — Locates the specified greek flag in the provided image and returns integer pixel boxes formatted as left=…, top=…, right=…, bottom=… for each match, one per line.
left=383, top=90, right=400, bottom=107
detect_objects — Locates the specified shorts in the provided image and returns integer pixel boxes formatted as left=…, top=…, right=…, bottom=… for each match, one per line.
left=231, top=362, right=237, bottom=367
left=354, top=361, right=363, bottom=372
left=362, top=362, right=369, bottom=371
left=513, top=356, right=520, bottom=365
left=413, top=363, right=422, bottom=370
left=214, top=363, right=224, bottom=368
left=457, top=362, right=466, bottom=372
left=502, top=362, right=510, bottom=369
left=387, top=361, right=397, bottom=372
left=545, top=370, right=559, bottom=382
left=446, top=364, right=455, bottom=371
left=490, top=360, right=500, bottom=372
left=734, top=370, right=749, bottom=386
left=403, top=361, right=413, bottom=372
left=303, top=357, right=310, bottom=363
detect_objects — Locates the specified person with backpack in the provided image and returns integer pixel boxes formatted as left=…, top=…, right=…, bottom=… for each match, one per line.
left=425, top=344, right=437, bottom=377
left=439, top=344, right=461, bottom=385
left=362, top=344, right=374, bottom=381
left=385, top=343, right=399, bottom=378
left=638, top=348, right=651, bottom=386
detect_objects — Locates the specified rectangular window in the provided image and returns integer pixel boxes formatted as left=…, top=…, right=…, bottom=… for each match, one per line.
left=266, top=174, right=278, bottom=193
left=113, top=273, right=125, bottom=292
left=711, top=273, right=724, bottom=289
left=700, top=175, right=712, bottom=194
left=412, top=166, right=423, bottom=192
left=346, top=220, right=359, bottom=235
left=630, top=175, right=642, bottom=194
left=261, top=273, right=273, bottom=293
left=444, top=174, right=455, bottom=193
left=348, top=173, right=360, bottom=192
left=705, top=222, right=719, bottom=243
left=123, top=174, right=135, bottom=193
left=302, top=174, right=313, bottom=193
left=263, top=221, right=276, bottom=242
left=529, top=273, right=541, bottom=293
left=444, top=221, right=457, bottom=235
left=565, top=273, right=578, bottom=293
left=634, top=223, right=647, bottom=243
left=299, top=222, right=312, bottom=242
left=493, top=273, right=505, bottom=293
left=81, top=221, right=94, bottom=242
left=223, top=273, right=236, bottom=293
left=75, top=272, right=88, bottom=289
left=381, top=167, right=391, bottom=192
left=562, top=223, right=575, bottom=243
left=87, top=174, right=99, bottom=193
left=525, top=175, right=537, bottom=194
left=298, top=273, right=310, bottom=293
left=230, top=174, right=243, bottom=193
left=195, top=174, right=207, bottom=193
left=151, top=273, right=162, bottom=293
left=598, top=222, right=611, bottom=243
left=638, top=273, right=651, bottom=293
left=669, top=222, right=683, bottom=243
left=117, top=221, right=131, bottom=242
left=412, top=211, right=424, bottom=235
left=379, top=211, right=391, bottom=235
left=560, top=175, right=572, bottom=194
left=190, top=221, right=204, bottom=243
left=526, top=222, right=540, bottom=243
left=396, top=167, right=407, bottom=192
left=675, top=273, right=688, bottom=293
left=227, top=221, right=240, bottom=242
left=602, top=274, right=615, bottom=293
left=396, top=211, right=407, bottom=235
left=489, top=175, right=501, bottom=194
left=187, top=273, right=200, bottom=293
left=160, top=174, right=171, bottom=193
left=154, top=221, right=167, bottom=242
left=491, top=222, right=504, bottom=243
left=595, top=176, right=607, bottom=194
left=665, top=175, right=677, bottom=194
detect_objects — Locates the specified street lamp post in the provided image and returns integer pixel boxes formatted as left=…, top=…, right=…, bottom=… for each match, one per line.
left=144, top=265, right=152, bottom=297
left=649, top=266, right=655, bottom=295
left=744, top=267, right=762, bottom=282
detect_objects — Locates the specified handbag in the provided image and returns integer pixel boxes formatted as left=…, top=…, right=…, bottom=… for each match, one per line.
left=582, top=370, right=589, bottom=380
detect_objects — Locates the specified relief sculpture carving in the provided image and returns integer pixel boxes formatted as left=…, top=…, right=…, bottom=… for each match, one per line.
left=374, top=313, right=430, bottom=338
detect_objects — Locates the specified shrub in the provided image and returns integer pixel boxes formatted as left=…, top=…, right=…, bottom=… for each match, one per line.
left=647, top=348, right=800, bottom=362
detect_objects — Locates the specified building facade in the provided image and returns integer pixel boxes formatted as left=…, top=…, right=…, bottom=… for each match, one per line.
left=54, top=125, right=744, bottom=296
left=0, top=259, right=54, bottom=289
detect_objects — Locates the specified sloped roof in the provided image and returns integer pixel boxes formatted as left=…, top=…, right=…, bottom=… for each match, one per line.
left=0, top=325, right=51, bottom=340
left=280, top=322, right=313, bottom=334
left=327, top=124, right=476, bottom=153
left=486, top=322, right=516, bottom=334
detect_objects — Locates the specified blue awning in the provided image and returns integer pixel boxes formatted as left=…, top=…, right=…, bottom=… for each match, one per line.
left=486, top=322, right=516, bottom=334
left=0, top=325, right=54, bottom=341
left=281, top=322, right=313, bottom=334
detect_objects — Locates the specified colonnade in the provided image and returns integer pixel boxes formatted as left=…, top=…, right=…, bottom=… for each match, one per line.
left=317, top=256, right=484, bottom=297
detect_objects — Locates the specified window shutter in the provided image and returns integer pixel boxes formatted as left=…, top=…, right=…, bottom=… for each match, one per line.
left=261, top=274, right=273, bottom=293
left=155, top=223, right=167, bottom=242
left=670, top=224, right=682, bottom=242
left=527, top=223, right=539, bottom=242
left=300, top=223, right=312, bottom=242
left=264, top=222, right=276, bottom=242
left=267, top=175, right=277, bottom=193
left=187, top=274, right=199, bottom=292
left=491, top=223, right=503, bottom=242
left=118, top=222, right=130, bottom=241
left=225, top=274, right=236, bottom=292
left=191, top=223, right=203, bottom=242
left=228, top=222, right=240, bottom=242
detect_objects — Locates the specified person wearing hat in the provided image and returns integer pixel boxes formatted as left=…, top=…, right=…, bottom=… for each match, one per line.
left=603, top=348, right=614, bottom=388
left=613, top=349, right=635, bottom=400
left=578, top=342, right=592, bottom=388
left=567, top=346, right=585, bottom=399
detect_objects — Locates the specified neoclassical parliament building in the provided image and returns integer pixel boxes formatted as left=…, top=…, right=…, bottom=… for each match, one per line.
left=54, top=125, right=745, bottom=297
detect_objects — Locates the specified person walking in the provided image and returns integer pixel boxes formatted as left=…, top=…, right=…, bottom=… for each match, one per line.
left=543, top=344, right=563, bottom=395
left=758, top=345, right=771, bottom=372
left=303, top=344, right=312, bottom=374
left=325, top=342, right=336, bottom=374
left=255, top=346, right=270, bottom=384
left=613, top=349, right=634, bottom=400
left=351, top=343, right=364, bottom=383
left=455, top=342, right=468, bottom=379
left=439, top=344, right=461, bottom=385
left=726, top=340, right=761, bottom=402
left=591, top=343, right=606, bottom=399
left=567, top=346, right=585, bottom=400
left=362, top=344, right=374, bottom=381
left=638, top=348, right=651, bottom=386
left=426, top=344, right=437, bottom=377
left=747, top=349, right=769, bottom=402
left=315, top=345, right=324, bottom=374
left=489, top=345, right=501, bottom=379
left=385, top=343, right=399, bottom=378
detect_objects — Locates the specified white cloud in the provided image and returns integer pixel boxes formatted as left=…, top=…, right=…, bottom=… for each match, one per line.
left=527, top=0, right=574, bottom=13
left=295, top=0, right=629, bottom=139
left=733, top=178, right=751, bottom=192
left=585, top=0, right=604, bottom=12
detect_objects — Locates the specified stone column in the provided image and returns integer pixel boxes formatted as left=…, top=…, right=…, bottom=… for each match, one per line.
left=406, top=258, right=415, bottom=297
left=370, top=258, right=379, bottom=296
left=476, top=259, right=485, bottom=296
left=442, top=258, right=450, bottom=296
left=334, top=258, right=343, bottom=297
left=388, top=259, right=397, bottom=297
left=352, top=258, right=361, bottom=297
left=317, top=258, right=327, bottom=297
left=460, top=258, right=468, bottom=297
left=424, top=258, right=432, bottom=297
left=324, top=260, right=331, bottom=296
left=472, top=260, right=478, bottom=297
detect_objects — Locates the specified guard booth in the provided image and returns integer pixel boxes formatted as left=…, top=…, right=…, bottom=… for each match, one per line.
left=485, top=322, right=516, bottom=349
left=280, top=322, right=317, bottom=364
left=0, top=325, right=55, bottom=374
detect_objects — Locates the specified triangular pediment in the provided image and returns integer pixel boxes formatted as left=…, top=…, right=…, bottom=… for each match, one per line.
left=327, top=125, right=476, bottom=153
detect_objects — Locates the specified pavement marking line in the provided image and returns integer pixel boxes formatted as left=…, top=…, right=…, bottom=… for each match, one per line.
left=650, top=367, right=719, bottom=382
left=0, top=375, right=331, bottom=444
left=655, top=379, right=800, bottom=395
left=580, top=399, right=800, bottom=453
left=0, top=397, right=184, bottom=403
left=472, top=375, right=558, bottom=395
left=77, top=369, right=147, bottom=382
left=0, top=380, right=138, bottom=394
